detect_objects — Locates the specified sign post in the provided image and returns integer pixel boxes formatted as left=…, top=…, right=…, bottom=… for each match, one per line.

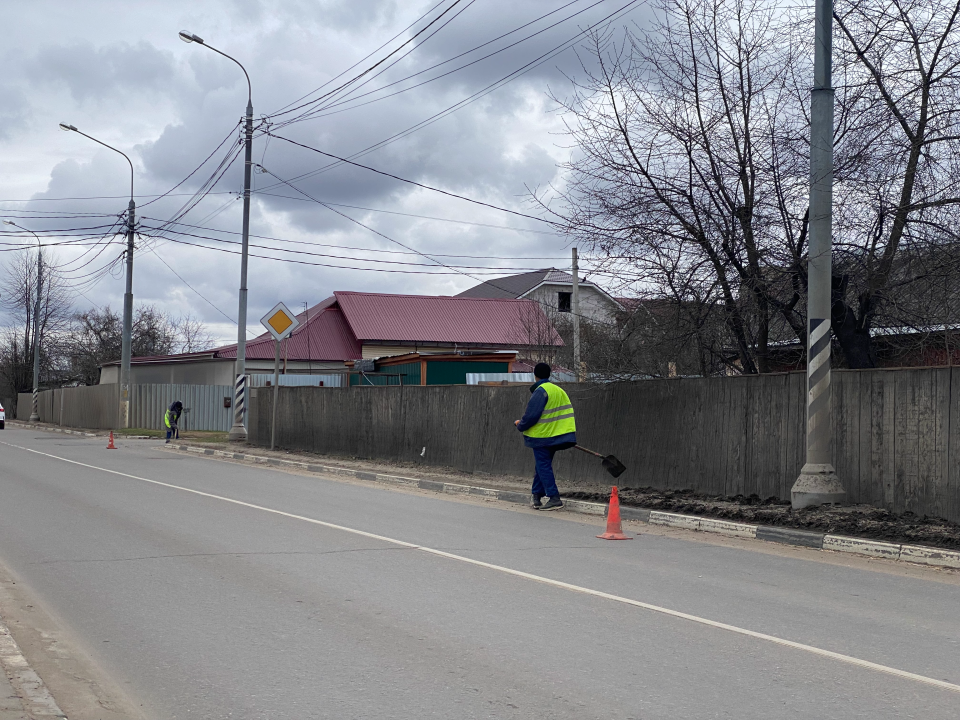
left=260, top=302, right=300, bottom=451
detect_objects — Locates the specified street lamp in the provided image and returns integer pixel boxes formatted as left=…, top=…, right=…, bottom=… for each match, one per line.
left=59, top=122, right=136, bottom=428
left=2, top=220, right=42, bottom=422
left=179, top=29, right=254, bottom=441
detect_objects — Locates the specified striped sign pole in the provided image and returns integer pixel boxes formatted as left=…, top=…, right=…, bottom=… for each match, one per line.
left=233, top=374, right=246, bottom=431
left=791, top=0, right=845, bottom=508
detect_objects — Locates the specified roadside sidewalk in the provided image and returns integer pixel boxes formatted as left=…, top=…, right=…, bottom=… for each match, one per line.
left=0, top=612, right=65, bottom=720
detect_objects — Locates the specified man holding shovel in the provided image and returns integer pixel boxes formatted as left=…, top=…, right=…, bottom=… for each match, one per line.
left=515, top=363, right=576, bottom=511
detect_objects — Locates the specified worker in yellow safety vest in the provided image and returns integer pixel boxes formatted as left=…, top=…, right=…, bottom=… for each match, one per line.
left=164, top=401, right=183, bottom=444
left=514, top=363, right=576, bottom=511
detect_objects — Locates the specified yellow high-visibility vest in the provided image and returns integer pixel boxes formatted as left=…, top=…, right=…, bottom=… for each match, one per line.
left=522, top=381, right=576, bottom=439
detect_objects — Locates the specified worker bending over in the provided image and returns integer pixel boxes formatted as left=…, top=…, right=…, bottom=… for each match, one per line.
left=164, top=401, right=183, bottom=443
left=515, top=363, right=576, bottom=511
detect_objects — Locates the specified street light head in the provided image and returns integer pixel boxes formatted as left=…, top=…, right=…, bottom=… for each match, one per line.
left=179, top=31, right=203, bottom=44
left=2, top=220, right=14, bottom=226
left=59, top=123, right=77, bottom=132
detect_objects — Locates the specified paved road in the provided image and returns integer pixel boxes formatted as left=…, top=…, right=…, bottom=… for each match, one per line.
left=0, top=426, right=958, bottom=719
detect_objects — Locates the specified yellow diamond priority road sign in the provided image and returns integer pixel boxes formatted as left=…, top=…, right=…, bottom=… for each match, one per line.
left=260, top=301, right=300, bottom=342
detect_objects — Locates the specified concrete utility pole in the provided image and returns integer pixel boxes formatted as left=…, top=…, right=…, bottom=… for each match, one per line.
left=31, top=246, right=41, bottom=422
left=4, top=220, right=44, bottom=422
left=571, top=247, right=582, bottom=381
left=791, top=0, right=846, bottom=508
left=59, top=123, right=136, bottom=427
left=180, top=31, right=253, bottom=441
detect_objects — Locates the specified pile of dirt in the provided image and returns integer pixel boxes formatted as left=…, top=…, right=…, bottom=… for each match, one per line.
left=562, top=487, right=960, bottom=550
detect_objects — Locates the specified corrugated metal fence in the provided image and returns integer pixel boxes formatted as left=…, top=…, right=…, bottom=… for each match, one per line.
left=18, top=383, right=233, bottom=432
left=130, top=384, right=234, bottom=431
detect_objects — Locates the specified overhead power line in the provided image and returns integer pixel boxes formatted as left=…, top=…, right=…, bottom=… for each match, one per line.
left=263, top=132, right=559, bottom=226
left=252, top=0, right=644, bottom=196
left=268, top=0, right=473, bottom=121
left=142, top=216, right=567, bottom=259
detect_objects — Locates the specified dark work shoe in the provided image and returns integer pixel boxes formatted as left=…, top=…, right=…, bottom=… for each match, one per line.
left=531, top=495, right=543, bottom=509
left=540, top=497, right=564, bottom=511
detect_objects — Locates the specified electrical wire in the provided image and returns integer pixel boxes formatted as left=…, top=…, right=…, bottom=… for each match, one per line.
left=254, top=0, right=645, bottom=197
left=268, top=0, right=473, bottom=121
left=139, top=224, right=555, bottom=270
left=143, top=216, right=567, bottom=259
left=280, top=0, right=610, bottom=124
left=263, top=132, right=560, bottom=226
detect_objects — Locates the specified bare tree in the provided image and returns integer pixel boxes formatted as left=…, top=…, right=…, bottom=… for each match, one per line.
left=829, top=0, right=960, bottom=366
left=545, top=0, right=960, bottom=372
left=543, top=0, right=811, bottom=374
left=171, top=313, right=216, bottom=353
left=0, top=247, right=73, bottom=397
left=68, top=306, right=217, bottom=385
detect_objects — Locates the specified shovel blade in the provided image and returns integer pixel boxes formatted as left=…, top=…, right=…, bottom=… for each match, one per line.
left=602, top=455, right=627, bottom=478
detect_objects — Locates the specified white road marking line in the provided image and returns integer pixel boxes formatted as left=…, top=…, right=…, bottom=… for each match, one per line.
left=6, top=440, right=960, bottom=695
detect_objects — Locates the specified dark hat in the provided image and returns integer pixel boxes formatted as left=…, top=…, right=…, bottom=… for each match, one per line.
left=534, top=363, right=551, bottom=379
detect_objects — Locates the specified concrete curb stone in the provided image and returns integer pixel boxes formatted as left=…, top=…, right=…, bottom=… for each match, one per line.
left=899, top=544, right=960, bottom=569
left=756, top=526, right=825, bottom=549
left=822, top=535, right=902, bottom=560
left=159, top=442, right=960, bottom=572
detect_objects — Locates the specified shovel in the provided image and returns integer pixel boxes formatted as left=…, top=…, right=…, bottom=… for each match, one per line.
left=574, top=445, right=627, bottom=478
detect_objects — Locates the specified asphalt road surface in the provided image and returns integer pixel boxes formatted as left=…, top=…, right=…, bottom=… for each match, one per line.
left=1, top=426, right=959, bottom=719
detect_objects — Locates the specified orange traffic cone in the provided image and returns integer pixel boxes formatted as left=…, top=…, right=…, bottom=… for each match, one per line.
left=597, top=486, right=633, bottom=540
left=106, top=431, right=116, bottom=450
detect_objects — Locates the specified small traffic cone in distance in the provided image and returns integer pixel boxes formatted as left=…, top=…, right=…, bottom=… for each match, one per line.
left=597, top=486, right=633, bottom=540
left=106, top=431, right=116, bottom=450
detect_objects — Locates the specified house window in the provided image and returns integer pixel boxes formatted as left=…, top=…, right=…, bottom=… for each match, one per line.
left=557, top=291, right=572, bottom=313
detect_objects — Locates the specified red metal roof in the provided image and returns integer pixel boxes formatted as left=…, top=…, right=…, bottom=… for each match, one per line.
left=217, top=300, right=361, bottom=361
left=335, top=291, right=562, bottom=346
left=109, top=291, right=560, bottom=368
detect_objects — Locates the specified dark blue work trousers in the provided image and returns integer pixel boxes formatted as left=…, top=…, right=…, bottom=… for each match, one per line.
left=531, top=447, right=560, bottom=499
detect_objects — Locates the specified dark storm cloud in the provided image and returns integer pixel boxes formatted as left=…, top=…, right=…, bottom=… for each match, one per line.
left=0, top=0, right=649, bottom=341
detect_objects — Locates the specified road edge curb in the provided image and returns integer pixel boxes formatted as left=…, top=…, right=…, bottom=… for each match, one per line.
left=158, top=442, right=955, bottom=572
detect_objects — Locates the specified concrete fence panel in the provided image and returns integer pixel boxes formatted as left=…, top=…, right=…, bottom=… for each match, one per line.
left=20, top=385, right=119, bottom=429
left=251, top=368, right=960, bottom=523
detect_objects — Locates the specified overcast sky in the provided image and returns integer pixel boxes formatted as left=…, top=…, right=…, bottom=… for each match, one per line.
left=0, top=0, right=649, bottom=344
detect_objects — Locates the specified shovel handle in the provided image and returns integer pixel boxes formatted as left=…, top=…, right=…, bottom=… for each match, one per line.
left=574, top=444, right=605, bottom=459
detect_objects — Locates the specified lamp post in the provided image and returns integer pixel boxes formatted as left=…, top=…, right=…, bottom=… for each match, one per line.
left=179, top=30, right=253, bottom=441
left=59, top=123, right=136, bottom=428
left=2, top=220, right=42, bottom=421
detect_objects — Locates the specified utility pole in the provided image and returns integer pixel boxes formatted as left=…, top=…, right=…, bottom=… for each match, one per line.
left=572, top=247, right=581, bottom=382
left=119, top=195, right=135, bottom=428
left=3, top=220, right=43, bottom=422
left=31, top=243, right=42, bottom=422
left=232, top=97, right=253, bottom=440
left=791, top=0, right=846, bottom=508
left=179, top=31, right=253, bottom=441
left=59, top=123, right=136, bottom=428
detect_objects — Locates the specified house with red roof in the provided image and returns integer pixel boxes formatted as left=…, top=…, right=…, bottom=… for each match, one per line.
left=99, top=292, right=562, bottom=386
